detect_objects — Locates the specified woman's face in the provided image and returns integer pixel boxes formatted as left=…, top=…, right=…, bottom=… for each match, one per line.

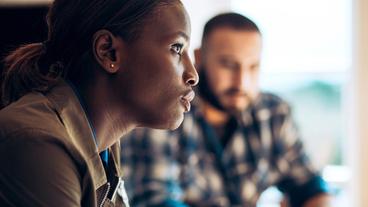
left=114, top=2, right=198, bottom=130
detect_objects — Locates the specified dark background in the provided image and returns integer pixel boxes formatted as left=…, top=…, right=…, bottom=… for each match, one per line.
left=0, top=5, right=48, bottom=105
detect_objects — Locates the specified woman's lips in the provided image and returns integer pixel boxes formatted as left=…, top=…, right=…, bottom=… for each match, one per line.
left=181, top=90, right=195, bottom=112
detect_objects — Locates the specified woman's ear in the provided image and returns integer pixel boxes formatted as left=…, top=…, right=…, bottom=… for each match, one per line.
left=92, top=30, right=124, bottom=74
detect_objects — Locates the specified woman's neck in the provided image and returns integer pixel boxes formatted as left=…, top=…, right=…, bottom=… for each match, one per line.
left=75, top=78, right=135, bottom=152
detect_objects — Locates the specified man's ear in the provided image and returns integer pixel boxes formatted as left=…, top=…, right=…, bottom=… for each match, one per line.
left=92, top=29, right=124, bottom=74
left=194, top=48, right=202, bottom=70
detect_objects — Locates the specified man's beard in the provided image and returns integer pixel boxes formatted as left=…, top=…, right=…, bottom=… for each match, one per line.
left=197, top=66, right=227, bottom=112
left=198, top=66, right=233, bottom=112
left=197, top=65, right=252, bottom=114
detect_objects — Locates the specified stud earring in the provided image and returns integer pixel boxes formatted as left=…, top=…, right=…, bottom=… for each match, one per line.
left=110, top=63, right=115, bottom=68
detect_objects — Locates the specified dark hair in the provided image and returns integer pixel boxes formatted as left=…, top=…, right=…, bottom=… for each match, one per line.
left=202, top=12, right=260, bottom=44
left=1, top=0, right=178, bottom=106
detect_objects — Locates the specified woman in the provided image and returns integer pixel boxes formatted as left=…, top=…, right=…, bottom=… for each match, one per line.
left=0, top=0, right=198, bottom=206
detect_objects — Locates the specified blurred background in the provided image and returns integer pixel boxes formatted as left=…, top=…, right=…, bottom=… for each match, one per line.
left=1, top=0, right=367, bottom=206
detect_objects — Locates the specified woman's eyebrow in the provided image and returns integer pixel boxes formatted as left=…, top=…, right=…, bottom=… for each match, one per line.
left=170, top=31, right=189, bottom=41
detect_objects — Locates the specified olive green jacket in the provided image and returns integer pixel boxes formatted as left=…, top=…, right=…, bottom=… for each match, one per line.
left=0, top=80, right=128, bottom=207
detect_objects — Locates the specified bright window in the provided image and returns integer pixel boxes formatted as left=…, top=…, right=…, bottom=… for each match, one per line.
left=232, top=0, right=352, bottom=74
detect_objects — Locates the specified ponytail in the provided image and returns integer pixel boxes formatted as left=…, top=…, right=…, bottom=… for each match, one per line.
left=1, top=43, right=61, bottom=106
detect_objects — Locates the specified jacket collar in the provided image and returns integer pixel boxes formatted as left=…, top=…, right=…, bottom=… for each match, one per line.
left=45, top=79, right=122, bottom=190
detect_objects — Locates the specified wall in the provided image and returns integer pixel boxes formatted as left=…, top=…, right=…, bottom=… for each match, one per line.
left=181, top=0, right=231, bottom=53
left=350, top=0, right=368, bottom=206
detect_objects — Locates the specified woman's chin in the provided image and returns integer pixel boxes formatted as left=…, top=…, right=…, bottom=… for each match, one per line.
left=141, top=108, right=185, bottom=130
left=162, top=112, right=185, bottom=130
left=166, top=114, right=184, bottom=130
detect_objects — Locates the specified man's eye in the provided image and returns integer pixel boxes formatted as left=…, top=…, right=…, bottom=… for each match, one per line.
left=219, top=59, right=237, bottom=69
left=171, top=44, right=183, bottom=55
left=250, top=63, right=260, bottom=71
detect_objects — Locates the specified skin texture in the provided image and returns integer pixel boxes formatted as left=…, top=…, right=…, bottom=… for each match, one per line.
left=79, top=2, right=198, bottom=151
left=195, top=28, right=261, bottom=126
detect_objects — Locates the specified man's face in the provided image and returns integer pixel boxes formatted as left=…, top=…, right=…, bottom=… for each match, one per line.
left=197, top=28, right=262, bottom=112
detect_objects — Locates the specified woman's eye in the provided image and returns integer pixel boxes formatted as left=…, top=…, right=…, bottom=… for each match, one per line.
left=171, top=44, right=183, bottom=55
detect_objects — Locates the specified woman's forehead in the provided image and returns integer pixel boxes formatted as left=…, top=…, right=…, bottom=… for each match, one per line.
left=141, top=3, right=191, bottom=42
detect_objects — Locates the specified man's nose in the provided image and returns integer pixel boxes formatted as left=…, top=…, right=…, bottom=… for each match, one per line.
left=233, top=67, right=251, bottom=89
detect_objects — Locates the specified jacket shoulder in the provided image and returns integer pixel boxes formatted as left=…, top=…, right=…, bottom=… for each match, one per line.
left=0, top=92, right=66, bottom=141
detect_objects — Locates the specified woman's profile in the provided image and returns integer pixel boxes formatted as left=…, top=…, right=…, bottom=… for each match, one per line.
left=0, top=0, right=198, bottom=206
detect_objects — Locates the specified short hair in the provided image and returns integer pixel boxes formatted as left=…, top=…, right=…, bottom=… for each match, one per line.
left=202, top=12, right=260, bottom=43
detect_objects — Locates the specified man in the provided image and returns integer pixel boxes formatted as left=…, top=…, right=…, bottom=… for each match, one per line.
left=121, top=13, right=331, bottom=207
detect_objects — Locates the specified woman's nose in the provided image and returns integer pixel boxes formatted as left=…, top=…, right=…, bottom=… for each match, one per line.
left=183, top=57, right=199, bottom=87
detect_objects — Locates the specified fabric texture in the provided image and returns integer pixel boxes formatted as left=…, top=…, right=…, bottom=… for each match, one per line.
left=121, top=93, right=329, bottom=207
left=0, top=80, right=126, bottom=207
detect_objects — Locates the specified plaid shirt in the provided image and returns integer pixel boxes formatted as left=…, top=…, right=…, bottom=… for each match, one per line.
left=121, top=93, right=329, bottom=207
